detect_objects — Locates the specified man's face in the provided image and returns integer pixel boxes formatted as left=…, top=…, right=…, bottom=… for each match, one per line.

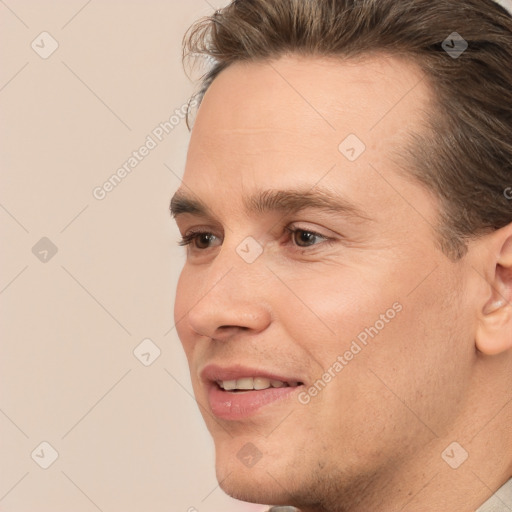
left=172, top=55, right=479, bottom=508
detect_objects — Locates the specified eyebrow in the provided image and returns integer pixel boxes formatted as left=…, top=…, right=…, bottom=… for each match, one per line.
left=170, top=187, right=371, bottom=222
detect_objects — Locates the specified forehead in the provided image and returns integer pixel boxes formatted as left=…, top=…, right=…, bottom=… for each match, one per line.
left=193, top=53, right=430, bottom=134
left=182, top=54, right=433, bottom=218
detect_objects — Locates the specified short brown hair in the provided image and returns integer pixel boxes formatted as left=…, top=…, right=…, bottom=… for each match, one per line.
left=183, top=0, right=512, bottom=259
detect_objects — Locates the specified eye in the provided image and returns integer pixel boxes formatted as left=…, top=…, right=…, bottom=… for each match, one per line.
left=178, top=231, right=220, bottom=250
left=285, top=226, right=330, bottom=248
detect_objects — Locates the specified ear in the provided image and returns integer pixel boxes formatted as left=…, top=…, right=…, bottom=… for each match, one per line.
left=475, top=223, right=512, bottom=356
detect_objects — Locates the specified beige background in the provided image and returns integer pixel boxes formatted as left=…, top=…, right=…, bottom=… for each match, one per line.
left=0, top=1, right=265, bottom=511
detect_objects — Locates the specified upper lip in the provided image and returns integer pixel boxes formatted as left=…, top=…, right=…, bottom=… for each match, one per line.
left=200, top=363, right=305, bottom=385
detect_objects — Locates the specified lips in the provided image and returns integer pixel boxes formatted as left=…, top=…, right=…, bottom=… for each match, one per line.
left=201, top=364, right=305, bottom=420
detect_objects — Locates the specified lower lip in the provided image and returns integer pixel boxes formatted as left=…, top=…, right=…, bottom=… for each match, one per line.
left=208, top=384, right=300, bottom=420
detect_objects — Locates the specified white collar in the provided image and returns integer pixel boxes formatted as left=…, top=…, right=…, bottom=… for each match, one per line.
left=476, top=477, right=512, bottom=512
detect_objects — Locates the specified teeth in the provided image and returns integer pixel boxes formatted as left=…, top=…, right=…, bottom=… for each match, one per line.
left=222, top=380, right=237, bottom=391
left=218, top=377, right=296, bottom=391
left=253, top=377, right=271, bottom=390
left=236, top=378, right=254, bottom=390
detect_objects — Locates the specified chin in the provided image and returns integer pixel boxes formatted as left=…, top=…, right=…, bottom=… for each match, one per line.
left=216, top=465, right=292, bottom=506
left=213, top=437, right=296, bottom=506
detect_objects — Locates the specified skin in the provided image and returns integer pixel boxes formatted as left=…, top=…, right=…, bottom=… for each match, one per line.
left=172, top=54, right=512, bottom=511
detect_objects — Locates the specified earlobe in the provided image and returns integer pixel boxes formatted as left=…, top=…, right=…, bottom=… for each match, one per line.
left=475, top=226, right=512, bottom=356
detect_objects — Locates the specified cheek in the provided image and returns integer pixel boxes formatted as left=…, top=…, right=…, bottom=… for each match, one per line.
left=276, top=264, right=402, bottom=362
left=322, top=268, right=471, bottom=437
left=278, top=263, right=466, bottom=421
left=173, top=267, right=195, bottom=353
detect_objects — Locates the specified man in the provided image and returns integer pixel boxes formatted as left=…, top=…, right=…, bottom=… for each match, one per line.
left=170, top=0, right=512, bottom=510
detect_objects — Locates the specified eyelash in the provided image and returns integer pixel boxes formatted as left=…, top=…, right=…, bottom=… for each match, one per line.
left=178, top=226, right=335, bottom=252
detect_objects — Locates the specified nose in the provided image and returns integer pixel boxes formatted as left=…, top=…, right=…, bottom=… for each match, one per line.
left=184, top=253, right=272, bottom=342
